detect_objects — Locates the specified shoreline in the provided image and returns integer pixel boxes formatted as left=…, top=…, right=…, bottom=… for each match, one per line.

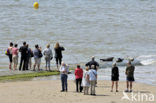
left=0, top=80, right=155, bottom=103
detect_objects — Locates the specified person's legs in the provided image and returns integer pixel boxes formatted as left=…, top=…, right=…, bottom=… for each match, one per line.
left=64, top=75, right=68, bottom=91
left=19, top=57, right=24, bottom=71
left=47, top=59, right=51, bottom=71
left=90, top=81, right=93, bottom=95
left=9, top=54, right=12, bottom=70
left=61, top=74, right=65, bottom=91
left=56, top=58, right=59, bottom=69
left=84, top=86, right=86, bottom=95
left=92, top=81, right=96, bottom=95
left=86, top=87, right=89, bottom=95
left=116, top=81, right=118, bottom=92
left=130, top=82, right=133, bottom=92
left=28, top=57, right=32, bottom=70
left=45, top=58, right=47, bottom=71
left=79, top=78, right=82, bottom=92
left=76, top=79, right=79, bottom=92
left=59, top=58, right=62, bottom=65
left=33, top=58, right=37, bottom=71
left=37, top=58, right=41, bottom=71
left=111, top=81, right=114, bottom=92
left=23, top=57, right=27, bottom=71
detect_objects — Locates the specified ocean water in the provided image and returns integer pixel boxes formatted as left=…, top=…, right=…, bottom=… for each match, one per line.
left=0, top=0, right=156, bottom=85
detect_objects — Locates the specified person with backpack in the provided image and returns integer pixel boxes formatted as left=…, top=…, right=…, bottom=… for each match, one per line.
left=125, top=61, right=135, bottom=92
left=33, top=44, right=42, bottom=71
left=43, top=44, right=53, bottom=71
left=6, top=42, right=13, bottom=70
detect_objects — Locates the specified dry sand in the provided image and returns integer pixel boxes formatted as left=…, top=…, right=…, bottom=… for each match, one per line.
left=0, top=80, right=155, bottom=103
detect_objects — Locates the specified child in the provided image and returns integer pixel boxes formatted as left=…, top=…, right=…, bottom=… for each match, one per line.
left=111, top=63, right=119, bottom=92
left=82, top=67, right=90, bottom=95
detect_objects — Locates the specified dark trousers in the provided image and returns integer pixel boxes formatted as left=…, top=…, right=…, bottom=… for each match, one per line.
left=19, top=56, right=27, bottom=71
left=25, top=57, right=30, bottom=70
left=76, top=78, right=82, bottom=92
left=56, top=57, right=62, bottom=65
left=61, top=74, right=68, bottom=91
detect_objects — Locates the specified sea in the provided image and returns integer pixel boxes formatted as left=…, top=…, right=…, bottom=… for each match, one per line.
left=0, top=0, right=156, bottom=85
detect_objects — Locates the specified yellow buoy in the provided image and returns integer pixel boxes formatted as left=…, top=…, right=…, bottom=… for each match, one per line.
left=33, top=2, right=39, bottom=9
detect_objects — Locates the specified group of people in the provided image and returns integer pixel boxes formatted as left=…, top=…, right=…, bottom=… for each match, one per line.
left=6, top=42, right=65, bottom=71
left=6, top=42, right=135, bottom=96
left=60, top=56, right=135, bottom=96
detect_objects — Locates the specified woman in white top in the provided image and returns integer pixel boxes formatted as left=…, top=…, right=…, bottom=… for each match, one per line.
left=82, top=67, right=90, bottom=95
left=43, top=44, right=53, bottom=71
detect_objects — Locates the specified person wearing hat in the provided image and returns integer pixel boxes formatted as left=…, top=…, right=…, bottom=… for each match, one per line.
left=111, top=63, right=119, bottom=92
left=85, top=56, right=99, bottom=71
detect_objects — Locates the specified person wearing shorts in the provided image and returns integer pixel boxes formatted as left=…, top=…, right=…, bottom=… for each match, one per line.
left=125, top=61, right=135, bottom=92
left=12, top=44, right=19, bottom=70
left=33, top=44, right=41, bottom=71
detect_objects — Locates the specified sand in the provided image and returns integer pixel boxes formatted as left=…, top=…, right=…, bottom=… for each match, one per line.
left=0, top=80, right=155, bottom=103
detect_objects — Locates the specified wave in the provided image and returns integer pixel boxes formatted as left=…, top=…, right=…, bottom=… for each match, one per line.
left=99, top=55, right=156, bottom=68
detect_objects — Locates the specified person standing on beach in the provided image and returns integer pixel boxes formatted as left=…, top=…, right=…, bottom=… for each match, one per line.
left=86, top=56, right=99, bottom=71
left=82, top=67, right=90, bottom=95
left=54, top=42, right=65, bottom=70
left=25, top=44, right=33, bottom=70
left=19, top=42, right=28, bottom=71
left=87, top=65, right=97, bottom=96
left=33, top=44, right=42, bottom=71
left=12, top=44, right=19, bottom=70
left=7, top=42, right=13, bottom=70
left=111, top=63, right=119, bottom=92
left=125, top=61, right=135, bottom=92
left=75, top=65, right=83, bottom=92
left=43, top=44, right=53, bottom=71
left=59, top=62, right=69, bottom=92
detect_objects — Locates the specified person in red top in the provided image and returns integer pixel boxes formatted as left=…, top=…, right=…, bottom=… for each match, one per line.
left=75, top=65, right=83, bottom=92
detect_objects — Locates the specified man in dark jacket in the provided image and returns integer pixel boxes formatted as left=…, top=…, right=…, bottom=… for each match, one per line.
left=85, top=56, right=99, bottom=70
left=19, top=42, right=28, bottom=71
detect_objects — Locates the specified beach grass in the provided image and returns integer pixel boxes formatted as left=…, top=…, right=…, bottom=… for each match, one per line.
left=0, top=71, right=60, bottom=82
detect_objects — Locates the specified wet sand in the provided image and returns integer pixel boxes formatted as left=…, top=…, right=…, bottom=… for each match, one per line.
left=0, top=80, right=155, bottom=103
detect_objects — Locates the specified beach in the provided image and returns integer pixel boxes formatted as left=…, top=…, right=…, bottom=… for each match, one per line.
left=0, top=80, right=155, bottom=103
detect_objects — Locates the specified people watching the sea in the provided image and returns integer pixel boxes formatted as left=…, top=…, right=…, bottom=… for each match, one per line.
left=87, top=65, right=97, bottom=96
left=59, top=62, right=69, bottom=92
left=74, top=65, right=83, bottom=92
left=86, top=56, right=99, bottom=71
left=125, top=61, right=135, bottom=92
left=82, top=67, right=90, bottom=95
left=111, top=63, right=119, bottom=92
left=7, top=42, right=13, bottom=70
left=33, top=44, right=42, bottom=71
left=43, top=44, right=53, bottom=71
left=12, top=44, right=19, bottom=70
left=26, top=44, right=33, bottom=70
left=54, top=42, right=65, bottom=70
left=19, top=42, right=28, bottom=71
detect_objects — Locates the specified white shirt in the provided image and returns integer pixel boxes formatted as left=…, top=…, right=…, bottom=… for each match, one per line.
left=87, top=69, right=97, bottom=81
left=59, top=66, right=68, bottom=75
